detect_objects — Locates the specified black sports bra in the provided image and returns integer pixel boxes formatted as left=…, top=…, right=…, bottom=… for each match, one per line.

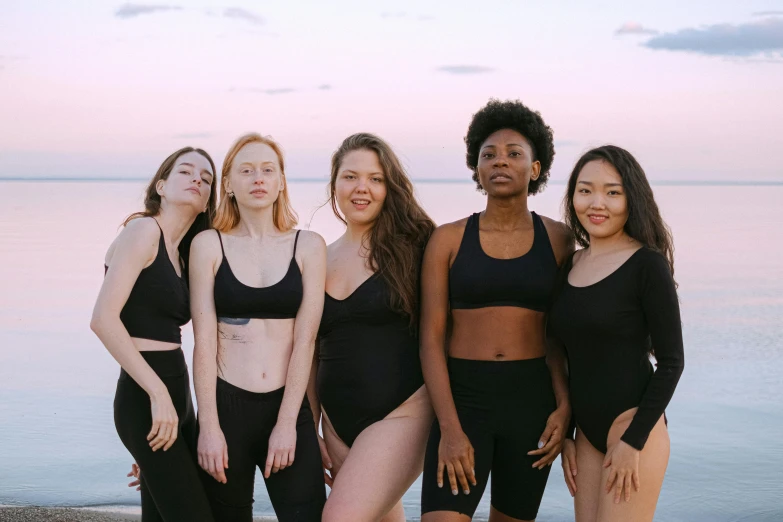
left=213, top=230, right=303, bottom=319
left=449, top=212, right=558, bottom=312
left=105, top=219, right=189, bottom=344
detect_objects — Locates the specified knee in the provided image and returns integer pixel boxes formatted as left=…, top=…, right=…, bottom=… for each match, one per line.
left=322, top=497, right=363, bottom=522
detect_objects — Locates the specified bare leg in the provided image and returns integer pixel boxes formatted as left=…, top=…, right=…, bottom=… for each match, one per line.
left=573, top=427, right=605, bottom=522
left=489, top=504, right=534, bottom=521
left=322, top=386, right=433, bottom=522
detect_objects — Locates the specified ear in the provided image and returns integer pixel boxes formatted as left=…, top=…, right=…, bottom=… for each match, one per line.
left=530, top=161, right=541, bottom=181
left=156, top=179, right=165, bottom=197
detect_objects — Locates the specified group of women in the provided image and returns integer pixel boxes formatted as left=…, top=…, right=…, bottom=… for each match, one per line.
left=91, top=99, right=685, bottom=522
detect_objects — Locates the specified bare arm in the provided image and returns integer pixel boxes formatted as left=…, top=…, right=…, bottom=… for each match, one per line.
left=306, top=341, right=322, bottom=427
left=264, top=231, right=327, bottom=478
left=91, top=218, right=166, bottom=399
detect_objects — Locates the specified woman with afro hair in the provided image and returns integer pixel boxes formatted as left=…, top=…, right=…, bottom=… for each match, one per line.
left=419, top=99, right=573, bottom=522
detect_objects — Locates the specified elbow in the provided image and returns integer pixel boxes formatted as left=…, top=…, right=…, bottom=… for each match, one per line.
left=89, top=313, right=104, bottom=336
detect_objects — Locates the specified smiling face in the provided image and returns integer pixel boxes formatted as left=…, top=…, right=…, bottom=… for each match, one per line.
left=573, top=160, right=629, bottom=241
left=157, top=151, right=213, bottom=212
left=225, top=141, right=283, bottom=212
left=334, top=148, right=387, bottom=227
left=476, top=128, right=540, bottom=197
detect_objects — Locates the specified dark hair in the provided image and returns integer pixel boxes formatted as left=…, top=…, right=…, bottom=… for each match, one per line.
left=465, top=98, right=555, bottom=194
left=123, top=147, right=217, bottom=267
left=563, top=145, right=675, bottom=277
left=329, top=133, right=436, bottom=328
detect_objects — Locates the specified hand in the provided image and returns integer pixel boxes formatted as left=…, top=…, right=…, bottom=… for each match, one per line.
left=265, top=421, right=297, bottom=478
left=561, top=439, right=577, bottom=497
left=317, top=435, right=334, bottom=487
left=198, top=426, right=229, bottom=484
left=437, top=427, right=476, bottom=496
left=147, top=390, right=178, bottom=451
left=126, top=463, right=141, bottom=491
left=603, top=440, right=640, bottom=503
left=528, top=406, right=569, bottom=469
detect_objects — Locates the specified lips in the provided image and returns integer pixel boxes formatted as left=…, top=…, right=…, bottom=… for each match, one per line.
left=489, top=172, right=512, bottom=182
left=250, top=189, right=268, bottom=197
left=587, top=214, right=608, bottom=225
left=351, top=198, right=370, bottom=209
left=186, top=187, right=201, bottom=195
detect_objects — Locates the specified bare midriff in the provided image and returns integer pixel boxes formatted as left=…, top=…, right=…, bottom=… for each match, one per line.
left=216, top=317, right=295, bottom=393
left=448, top=307, right=546, bottom=360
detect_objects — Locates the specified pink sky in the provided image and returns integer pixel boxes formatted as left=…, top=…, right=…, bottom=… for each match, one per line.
left=1, top=1, right=782, bottom=181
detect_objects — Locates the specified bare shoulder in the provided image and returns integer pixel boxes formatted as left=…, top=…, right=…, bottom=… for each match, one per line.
left=106, top=216, right=160, bottom=265
left=538, top=214, right=575, bottom=264
left=190, top=229, right=223, bottom=260
left=429, top=217, right=470, bottom=248
left=295, top=229, right=326, bottom=255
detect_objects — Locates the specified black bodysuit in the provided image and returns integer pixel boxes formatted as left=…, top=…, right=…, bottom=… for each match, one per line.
left=317, top=272, right=424, bottom=447
left=548, top=247, right=685, bottom=452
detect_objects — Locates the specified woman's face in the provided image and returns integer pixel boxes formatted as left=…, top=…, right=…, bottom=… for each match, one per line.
left=158, top=151, right=213, bottom=212
left=226, top=142, right=283, bottom=211
left=476, top=128, right=539, bottom=197
left=334, top=148, right=387, bottom=227
left=573, top=160, right=629, bottom=241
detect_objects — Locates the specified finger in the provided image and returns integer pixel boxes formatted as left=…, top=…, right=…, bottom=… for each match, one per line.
left=446, top=463, right=458, bottom=495
left=633, top=470, right=641, bottom=492
left=463, top=456, right=476, bottom=487
left=216, top=456, right=227, bottom=484
left=468, top=446, right=476, bottom=484
left=224, top=445, right=229, bottom=469
left=536, top=424, right=555, bottom=451
left=278, top=451, right=289, bottom=471
left=437, top=459, right=445, bottom=488
left=272, top=452, right=282, bottom=474
left=603, top=452, right=612, bottom=468
left=264, top=452, right=274, bottom=479
left=533, top=447, right=558, bottom=469
left=288, top=449, right=295, bottom=467
left=147, top=420, right=160, bottom=442
left=324, top=469, right=334, bottom=487
left=132, top=463, right=140, bottom=476
left=453, top=460, right=470, bottom=494
left=624, top=474, right=632, bottom=502
left=163, top=426, right=178, bottom=451
left=564, top=462, right=577, bottom=496
left=614, top=473, right=624, bottom=504
left=605, top=469, right=617, bottom=493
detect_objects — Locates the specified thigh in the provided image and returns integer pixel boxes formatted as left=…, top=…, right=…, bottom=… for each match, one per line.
left=263, top=402, right=326, bottom=522
left=421, top=411, right=493, bottom=519
left=139, top=474, right=163, bottom=522
left=573, top=428, right=606, bottom=522
left=324, top=388, right=432, bottom=522
left=490, top=402, right=554, bottom=521
left=596, top=414, right=669, bottom=522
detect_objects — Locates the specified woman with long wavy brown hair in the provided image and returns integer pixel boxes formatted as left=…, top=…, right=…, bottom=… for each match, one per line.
left=92, top=147, right=217, bottom=521
left=308, top=133, right=436, bottom=521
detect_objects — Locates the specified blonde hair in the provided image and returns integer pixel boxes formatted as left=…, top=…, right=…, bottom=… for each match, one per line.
left=214, top=133, right=298, bottom=232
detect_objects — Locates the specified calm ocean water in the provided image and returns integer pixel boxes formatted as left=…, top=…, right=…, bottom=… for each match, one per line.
left=0, top=180, right=781, bottom=521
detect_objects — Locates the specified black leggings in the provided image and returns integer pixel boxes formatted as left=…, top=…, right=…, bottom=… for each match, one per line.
left=199, top=378, right=326, bottom=522
left=114, top=349, right=213, bottom=522
left=422, top=357, right=556, bottom=521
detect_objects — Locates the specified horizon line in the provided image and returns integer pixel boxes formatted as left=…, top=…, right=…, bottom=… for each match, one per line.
left=0, top=176, right=781, bottom=187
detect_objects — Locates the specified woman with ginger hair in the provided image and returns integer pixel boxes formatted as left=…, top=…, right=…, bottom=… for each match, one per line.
left=310, top=133, right=436, bottom=522
left=191, top=133, right=327, bottom=521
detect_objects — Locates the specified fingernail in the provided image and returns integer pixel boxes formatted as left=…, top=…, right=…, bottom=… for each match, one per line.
left=452, top=489, right=458, bottom=496
left=538, top=441, right=544, bottom=449
left=463, top=489, right=470, bottom=495
left=437, top=483, right=442, bottom=488
left=327, top=463, right=332, bottom=469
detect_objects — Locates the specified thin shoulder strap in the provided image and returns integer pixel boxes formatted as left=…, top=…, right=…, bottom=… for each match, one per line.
left=292, top=230, right=301, bottom=258
left=215, top=230, right=226, bottom=257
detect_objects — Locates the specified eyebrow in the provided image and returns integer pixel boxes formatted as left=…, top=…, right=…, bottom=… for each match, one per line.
left=577, top=180, right=623, bottom=187
left=342, top=169, right=384, bottom=175
left=481, top=143, right=526, bottom=150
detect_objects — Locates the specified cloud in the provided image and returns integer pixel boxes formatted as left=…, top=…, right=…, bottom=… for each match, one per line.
left=436, top=65, right=495, bottom=74
left=752, top=11, right=783, bottom=16
left=317, top=84, right=332, bottom=90
left=250, top=88, right=296, bottom=95
left=173, top=132, right=214, bottom=139
left=643, top=18, right=783, bottom=56
left=115, top=3, right=182, bottom=19
left=224, top=7, right=264, bottom=25
left=615, top=22, right=658, bottom=35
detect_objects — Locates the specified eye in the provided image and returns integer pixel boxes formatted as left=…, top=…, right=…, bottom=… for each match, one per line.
left=608, top=190, right=622, bottom=196
left=179, top=170, right=190, bottom=175
left=509, top=151, right=521, bottom=157
left=343, top=174, right=355, bottom=180
left=372, top=176, right=384, bottom=183
left=264, top=168, right=275, bottom=173
left=482, top=152, right=494, bottom=158
left=578, top=188, right=590, bottom=194
left=202, top=177, right=212, bottom=185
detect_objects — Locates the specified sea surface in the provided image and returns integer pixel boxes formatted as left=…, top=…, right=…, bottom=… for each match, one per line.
left=0, top=180, right=781, bottom=521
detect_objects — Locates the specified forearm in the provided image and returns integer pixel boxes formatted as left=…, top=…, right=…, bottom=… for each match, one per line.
left=545, top=337, right=570, bottom=410
left=420, top=340, right=462, bottom=434
left=306, top=347, right=321, bottom=427
left=92, top=316, right=165, bottom=398
left=193, top=338, right=220, bottom=429
left=277, top=335, right=316, bottom=425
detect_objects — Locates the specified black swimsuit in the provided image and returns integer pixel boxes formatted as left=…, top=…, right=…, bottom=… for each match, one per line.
left=317, top=272, right=424, bottom=447
left=549, top=247, right=684, bottom=453
left=422, top=211, right=559, bottom=522
left=201, top=229, right=325, bottom=522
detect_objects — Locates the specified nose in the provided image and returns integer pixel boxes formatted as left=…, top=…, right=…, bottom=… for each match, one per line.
left=589, top=194, right=606, bottom=209
left=493, top=154, right=509, bottom=167
left=355, top=177, right=369, bottom=192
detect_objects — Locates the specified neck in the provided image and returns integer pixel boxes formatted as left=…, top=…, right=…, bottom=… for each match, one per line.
left=344, top=220, right=373, bottom=247
left=156, top=204, right=198, bottom=248
left=587, top=229, right=633, bottom=256
left=236, top=205, right=278, bottom=237
left=483, top=193, right=531, bottom=229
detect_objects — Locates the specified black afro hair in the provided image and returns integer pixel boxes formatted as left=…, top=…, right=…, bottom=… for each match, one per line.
left=465, top=99, right=555, bottom=195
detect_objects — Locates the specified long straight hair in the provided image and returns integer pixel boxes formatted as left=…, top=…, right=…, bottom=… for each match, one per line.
left=563, top=145, right=675, bottom=277
left=213, top=133, right=298, bottom=232
left=329, top=133, right=435, bottom=329
left=123, top=147, right=217, bottom=266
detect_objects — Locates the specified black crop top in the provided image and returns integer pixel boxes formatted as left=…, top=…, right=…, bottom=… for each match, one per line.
left=449, top=212, right=558, bottom=312
left=548, top=247, right=685, bottom=451
left=105, top=219, right=189, bottom=344
left=213, top=230, right=303, bottom=319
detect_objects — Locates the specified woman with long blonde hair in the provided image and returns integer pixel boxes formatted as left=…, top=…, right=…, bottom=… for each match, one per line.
left=191, top=133, right=327, bottom=521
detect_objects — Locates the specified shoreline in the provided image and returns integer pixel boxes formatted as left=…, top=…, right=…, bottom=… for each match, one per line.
left=0, top=506, right=277, bottom=521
